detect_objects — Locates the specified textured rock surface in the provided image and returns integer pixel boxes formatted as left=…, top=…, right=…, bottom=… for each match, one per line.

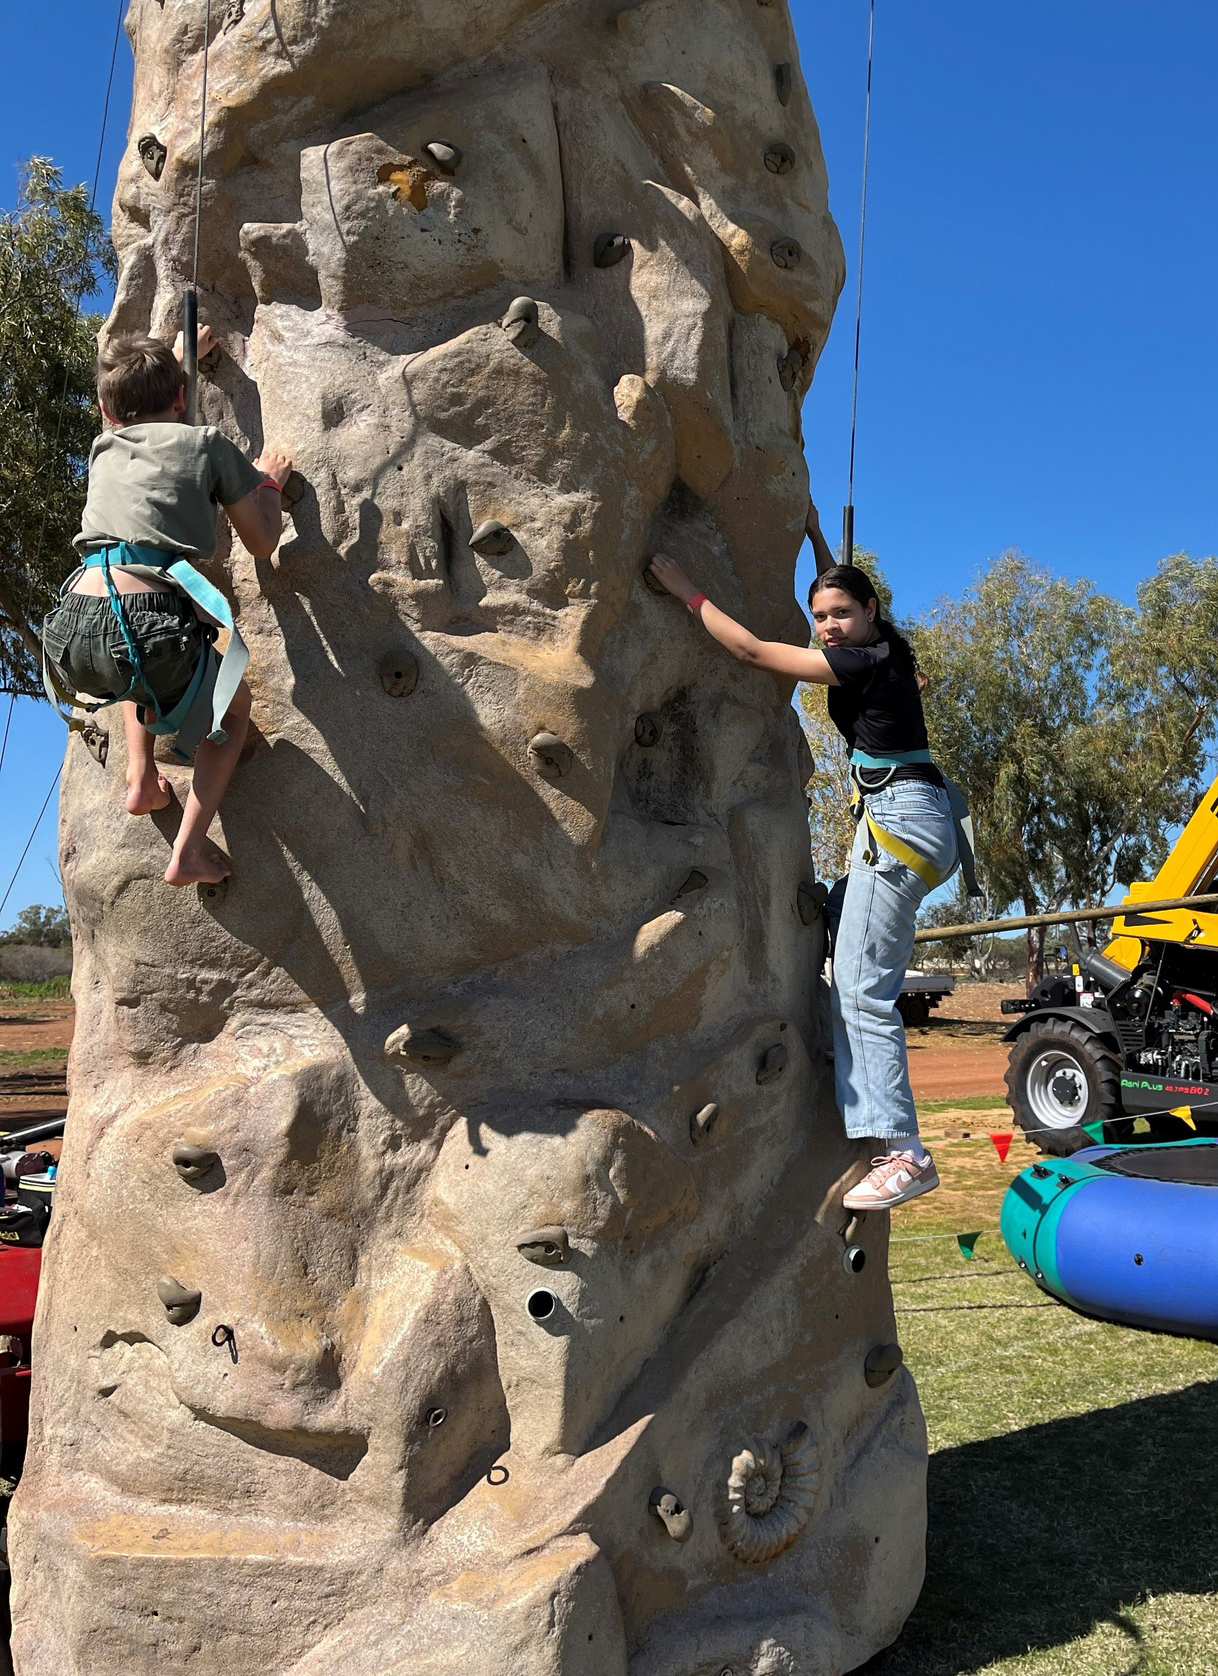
left=9, top=2, right=927, bottom=1671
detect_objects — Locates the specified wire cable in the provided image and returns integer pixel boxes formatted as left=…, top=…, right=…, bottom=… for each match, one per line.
left=0, top=765, right=63, bottom=924
left=0, top=696, right=14, bottom=786
left=842, top=0, right=876, bottom=564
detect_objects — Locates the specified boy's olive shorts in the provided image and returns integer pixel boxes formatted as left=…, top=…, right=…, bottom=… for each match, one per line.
left=41, top=592, right=203, bottom=714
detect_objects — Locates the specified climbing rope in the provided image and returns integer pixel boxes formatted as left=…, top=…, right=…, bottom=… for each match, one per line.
left=842, top=0, right=876, bottom=567
left=183, top=0, right=214, bottom=425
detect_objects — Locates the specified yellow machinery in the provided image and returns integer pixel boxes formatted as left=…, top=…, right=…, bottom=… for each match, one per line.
left=1002, top=774, right=1218, bottom=1154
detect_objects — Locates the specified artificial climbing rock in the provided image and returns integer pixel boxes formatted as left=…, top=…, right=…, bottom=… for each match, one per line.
left=11, top=5, right=926, bottom=1675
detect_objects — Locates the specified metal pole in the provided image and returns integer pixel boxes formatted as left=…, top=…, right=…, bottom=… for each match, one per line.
left=182, top=287, right=198, bottom=426
left=912, top=893, right=1218, bottom=945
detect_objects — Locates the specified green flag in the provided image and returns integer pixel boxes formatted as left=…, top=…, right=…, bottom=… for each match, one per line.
left=1082, top=1120, right=1105, bottom=1145
left=956, top=1231, right=982, bottom=1261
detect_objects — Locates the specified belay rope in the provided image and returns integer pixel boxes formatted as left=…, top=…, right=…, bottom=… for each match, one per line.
left=842, top=0, right=875, bottom=568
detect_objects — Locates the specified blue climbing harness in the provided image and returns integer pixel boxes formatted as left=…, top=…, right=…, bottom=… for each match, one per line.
left=42, top=540, right=249, bottom=764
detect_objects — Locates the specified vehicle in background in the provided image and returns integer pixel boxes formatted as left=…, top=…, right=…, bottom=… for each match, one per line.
left=897, top=970, right=955, bottom=1028
left=1002, top=774, right=1218, bottom=1155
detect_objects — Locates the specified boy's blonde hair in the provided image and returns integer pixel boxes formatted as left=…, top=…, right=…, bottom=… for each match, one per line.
left=97, top=335, right=184, bottom=423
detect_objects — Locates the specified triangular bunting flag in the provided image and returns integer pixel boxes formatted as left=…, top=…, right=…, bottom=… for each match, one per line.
left=1171, top=1107, right=1197, bottom=1130
left=1082, top=1120, right=1105, bottom=1144
left=989, top=1132, right=1013, bottom=1163
left=956, top=1231, right=982, bottom=1261
left=1132, top=1116, right=1152, bottom=1135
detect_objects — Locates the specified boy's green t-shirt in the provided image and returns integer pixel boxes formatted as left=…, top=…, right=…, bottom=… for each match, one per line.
left=74, top=422, right=263, bottom=562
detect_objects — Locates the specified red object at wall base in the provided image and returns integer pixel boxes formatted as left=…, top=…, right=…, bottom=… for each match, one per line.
left=0, top=1246, right=41, bottom=1453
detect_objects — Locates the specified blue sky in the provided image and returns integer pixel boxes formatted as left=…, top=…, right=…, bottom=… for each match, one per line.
left=1, top=1, right=1216, bottom=924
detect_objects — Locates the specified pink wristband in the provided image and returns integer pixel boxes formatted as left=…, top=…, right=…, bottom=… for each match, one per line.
left=687, top=593, right=708, bottom=614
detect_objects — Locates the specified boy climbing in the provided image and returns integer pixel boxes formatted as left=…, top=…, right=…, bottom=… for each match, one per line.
left=41, top=327, right=292, bottom=887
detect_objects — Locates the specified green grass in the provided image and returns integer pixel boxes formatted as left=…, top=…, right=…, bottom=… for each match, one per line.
left=919, top=1094, right=1012, bottom=1116
left=0, top=1047, right=67, bottom=1068
left=0, top=977, right=70, bottom=1000
left=854, top=1142, right=1218, bottom=1676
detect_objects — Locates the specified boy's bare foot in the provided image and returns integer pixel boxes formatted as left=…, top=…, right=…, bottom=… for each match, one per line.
left=126, top=773, right=172, bottom=816
left=164, top=843, right=232, bottom=888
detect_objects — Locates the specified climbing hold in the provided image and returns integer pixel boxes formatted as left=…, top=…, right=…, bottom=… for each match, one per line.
left=379, top=649, right=419, bottom=698
left=279, top=469, right=307, bottom=509
left=197, top=878, right=228, bottom=908
left=642, top=561, right=669, bottom=595
left=634, top=713, right=663, bottom=748
left=842, top=1245, right=866, bottom=1275
left=864, top=1343, right=904, bottom=1388
left=422, top=140, right=462, bottom=175
left=720, top=1420, right=820, bottom=1563
left=756, top=1042, right=788, bottom=1085
left=526, top=1287, right=558, bottom=1322
left=764, top=142, right=795, bottom=175
left=501, top=296, right=540, bottom=348
left=775, top=62, right=793, bottom=106
left=516, top=1226, right=570, bottom=1267
left=778, top=348, right=804, bottom=392
left=156, top=1276, right=201, bottom=1327
left=468, top=519, right=514, bottom=557
left=80, top=721, right=108, bottom=767
left=842, top=1213, right=865, bottom=1245
left=649, top=1488, right=693, bottom=1543
left=527, top=732, right=574, bottom=781
left=384, top=1023, right=461, bottom=1068
left=797, top=880, right=827, bottom=925
left=673, top=869, right=708, bottom=901
left=594, top=232, right=631, bottom=268
left=172, top=1143, right=219, bottom=1183
left=137, top=134, right=167, bottom=181
left=426, top=1406, right=447, bottom=1428
left=690, top=1103, right=720, bottom=1145
left=771, top=237, right=802, bottom=270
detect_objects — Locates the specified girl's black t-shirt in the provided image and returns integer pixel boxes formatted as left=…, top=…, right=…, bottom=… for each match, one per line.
left=822, top=637, right=943, bottom=787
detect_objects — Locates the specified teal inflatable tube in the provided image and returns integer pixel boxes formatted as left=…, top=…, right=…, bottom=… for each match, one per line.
left=1001, top=1139, right=1218, bottom=1340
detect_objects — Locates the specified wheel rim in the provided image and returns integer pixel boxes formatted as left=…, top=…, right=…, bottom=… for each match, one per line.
left=1025, top=1048, right=1090, bottom=1130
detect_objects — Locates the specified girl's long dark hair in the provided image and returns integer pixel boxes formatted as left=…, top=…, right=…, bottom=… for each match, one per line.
left=809, top=564, right=920, bottom=674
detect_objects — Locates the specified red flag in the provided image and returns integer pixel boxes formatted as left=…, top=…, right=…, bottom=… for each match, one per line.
left=989, top=1132, right=1013, bottom=1163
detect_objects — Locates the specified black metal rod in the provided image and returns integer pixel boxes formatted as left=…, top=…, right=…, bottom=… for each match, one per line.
left=182, top=286, right=198, bottom=426
left=842, top=503, right=855, bottom=567
left=0, top=1116, right=67, bottom=1148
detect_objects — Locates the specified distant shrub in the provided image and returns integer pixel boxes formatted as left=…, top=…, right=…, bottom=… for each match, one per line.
left=0, top=946, right=72, bottom=983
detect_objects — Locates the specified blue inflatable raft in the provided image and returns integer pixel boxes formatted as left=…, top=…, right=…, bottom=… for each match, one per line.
left=1000, top=1139, right=1218, bottom=1340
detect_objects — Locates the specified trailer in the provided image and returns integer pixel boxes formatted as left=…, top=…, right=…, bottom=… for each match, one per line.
left=897, top=970, right=955, bottom=1028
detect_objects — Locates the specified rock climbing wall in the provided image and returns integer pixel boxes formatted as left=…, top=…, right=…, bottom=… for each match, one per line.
left=9, top=2, right=927, bottom=1672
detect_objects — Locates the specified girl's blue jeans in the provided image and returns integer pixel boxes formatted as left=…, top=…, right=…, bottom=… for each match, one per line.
left=824, top=780, right=959, bottom=1142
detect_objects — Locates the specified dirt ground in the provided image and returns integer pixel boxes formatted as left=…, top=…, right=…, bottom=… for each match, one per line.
left=0, top=997, right=72, bottom=1141
left=906, top=982, right=1022, bottom=1107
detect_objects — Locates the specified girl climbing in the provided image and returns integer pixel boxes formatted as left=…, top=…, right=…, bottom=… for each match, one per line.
left=648, top=509, right=960, bottom=1210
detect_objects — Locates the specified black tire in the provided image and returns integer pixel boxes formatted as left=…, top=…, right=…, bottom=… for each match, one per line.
left=1004, top=1018, right=1122, bottom=1156
left=898, top=994, right=931, bottom=1028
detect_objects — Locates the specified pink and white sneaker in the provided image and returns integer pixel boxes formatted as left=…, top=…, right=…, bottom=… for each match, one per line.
left=843, top=1150, right=940, bottom=1211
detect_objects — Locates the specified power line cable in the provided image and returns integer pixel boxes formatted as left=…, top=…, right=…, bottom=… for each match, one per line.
left=0, top=765, right=63, bottom=924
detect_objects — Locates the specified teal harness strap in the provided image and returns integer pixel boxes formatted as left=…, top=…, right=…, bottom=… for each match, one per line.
left=849, top=747, right=933, bottom=769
